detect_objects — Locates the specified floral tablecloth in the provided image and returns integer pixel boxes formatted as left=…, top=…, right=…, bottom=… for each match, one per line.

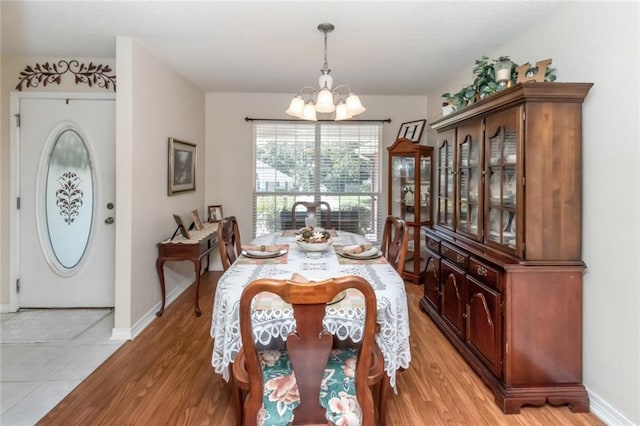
left=209, top=231, right=411, bottom=390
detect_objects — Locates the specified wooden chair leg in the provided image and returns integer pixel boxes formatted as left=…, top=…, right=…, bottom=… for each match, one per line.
left=378, top=375, right=390, bottom=426
left=230, top=375, right=243, bottom=426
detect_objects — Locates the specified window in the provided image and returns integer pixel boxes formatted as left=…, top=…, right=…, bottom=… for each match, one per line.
left=253, top=122, right=382, bottom=241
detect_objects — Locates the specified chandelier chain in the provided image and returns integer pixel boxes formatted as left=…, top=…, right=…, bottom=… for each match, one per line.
left=322, top=30, right=329, bottom=72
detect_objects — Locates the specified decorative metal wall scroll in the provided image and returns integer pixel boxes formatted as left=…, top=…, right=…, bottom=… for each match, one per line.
left=15, top=60, right=116, bottom=92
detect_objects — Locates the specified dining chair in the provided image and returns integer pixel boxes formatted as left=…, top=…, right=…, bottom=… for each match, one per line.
left=231, top=275, right=386, bottom=426
left=291, top=201, right=332, bottom=229
left=380, top=216, right=409, bottom=275
left=217, top=216, right=242, bottom=271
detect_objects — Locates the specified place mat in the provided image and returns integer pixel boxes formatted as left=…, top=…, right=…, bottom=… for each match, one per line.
left=235, top=245, right=290, bottom=265
left=253, top=289, right=363, bottom=311
left=281, top=228, right=338, bottom=237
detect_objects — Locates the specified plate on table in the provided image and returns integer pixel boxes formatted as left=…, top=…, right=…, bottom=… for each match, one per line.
left=327, top=290, right=347, bottom=305
left=242, top=248, right=288, bottom=259
left=336, top=246, right=382, bottom=260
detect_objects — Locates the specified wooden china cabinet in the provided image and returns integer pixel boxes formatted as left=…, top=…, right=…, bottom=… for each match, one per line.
left=387, top=137, right=433, bottom=283
left=422, top=82, right=593, bottom=414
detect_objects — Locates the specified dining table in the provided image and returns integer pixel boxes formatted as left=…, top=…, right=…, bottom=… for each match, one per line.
left=209, top=229, right=411, bottom=390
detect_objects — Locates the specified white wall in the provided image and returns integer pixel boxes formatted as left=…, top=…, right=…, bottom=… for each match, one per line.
left=426, top=2, right=639, bottom=424
left=205, top=92, right=428, bottom=249
left=115, top=37, right=205, bottom=333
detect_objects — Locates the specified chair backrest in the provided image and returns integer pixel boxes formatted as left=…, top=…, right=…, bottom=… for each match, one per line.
left=217, top=216, right=242, bottom=271
left=380, top=215, right=409, bottom=275
left=238, top=276, right=378, bottom=425
left=291, top=201, right=332, bottom=229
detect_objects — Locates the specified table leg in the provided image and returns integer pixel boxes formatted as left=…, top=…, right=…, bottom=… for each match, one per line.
left=156, top=258, right=167, bottom=317
left=192, top=258, right=202, bottom=317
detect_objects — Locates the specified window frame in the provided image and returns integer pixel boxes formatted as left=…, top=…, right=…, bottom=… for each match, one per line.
left=253, top=121, right=382, bottom=241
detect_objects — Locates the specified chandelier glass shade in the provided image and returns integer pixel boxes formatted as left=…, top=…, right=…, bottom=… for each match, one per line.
left=286, top=23, right=366, bottom=121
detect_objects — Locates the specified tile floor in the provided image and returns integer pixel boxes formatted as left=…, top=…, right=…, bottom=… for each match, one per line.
left=0, top=311, right=126, bottom=425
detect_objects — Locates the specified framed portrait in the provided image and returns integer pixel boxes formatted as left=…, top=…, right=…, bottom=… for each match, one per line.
left=208, top=205, right=223, bottom=223
left=172, top=214, right=191, bottom=239
left=168, top=138, right=196, bottom=196
left=397, top=119, right=426, bottom=143
left=191, top=209, right=204, bottom=230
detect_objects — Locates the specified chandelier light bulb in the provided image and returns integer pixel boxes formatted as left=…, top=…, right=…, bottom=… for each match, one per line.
left=303, top=102, right=318, bottom=121
left=285, top=95, right=305, bottom=118
left=315, top=88, right=336, bottom=113
left=335, top=100, right=353, bottom=121
left=346, top=93, right=366, bottom=116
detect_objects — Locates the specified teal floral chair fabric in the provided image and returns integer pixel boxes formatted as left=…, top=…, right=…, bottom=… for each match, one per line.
left=258, top=348, right=362, bottom=426
left=232, top=276, right=383, bottom=426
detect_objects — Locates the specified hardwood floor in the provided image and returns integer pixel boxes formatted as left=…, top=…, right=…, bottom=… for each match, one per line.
left=39, top=272, right=604, bottom=425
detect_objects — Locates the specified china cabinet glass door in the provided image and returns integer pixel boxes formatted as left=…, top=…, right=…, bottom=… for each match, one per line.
left=390, top=155, right=415, bottom=222
left=438, top=138, right=455, bottom=229
left=419, top=156, right=432, bottom=224
left=387, top=137, right=434, bottom=283
left=485, top=108, right=519, bottom=252
left=456, top=125, right=482, bottom=241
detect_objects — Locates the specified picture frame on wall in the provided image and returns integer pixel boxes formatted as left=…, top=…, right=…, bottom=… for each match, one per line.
left=208, top=205, right=223, bottom=222
left=168, top=138, right=196, bottom=196
left=397, top=119, right=426, bottom=143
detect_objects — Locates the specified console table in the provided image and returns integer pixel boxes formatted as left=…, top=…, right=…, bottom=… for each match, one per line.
left=156, top=222, right=218, bottom=317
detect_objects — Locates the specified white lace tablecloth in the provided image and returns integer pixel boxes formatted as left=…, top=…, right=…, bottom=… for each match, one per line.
left=209, top=231, right=411, bottom=390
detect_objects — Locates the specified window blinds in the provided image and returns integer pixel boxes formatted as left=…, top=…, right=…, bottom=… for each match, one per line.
left=253, top=122, right=382, bottom=241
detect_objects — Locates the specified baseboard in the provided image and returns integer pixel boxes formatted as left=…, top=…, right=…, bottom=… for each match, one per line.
left=588, top=388, right=635, bottom=425
left=0, top=304, right=10, bottom=313
left=110, top=328, right=132, bottom=341
left=128, top=277, right=193, bottom=340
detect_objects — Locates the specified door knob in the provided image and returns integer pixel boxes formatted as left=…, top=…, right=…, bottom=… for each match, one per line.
left=105, top=217, right=114, bottom=224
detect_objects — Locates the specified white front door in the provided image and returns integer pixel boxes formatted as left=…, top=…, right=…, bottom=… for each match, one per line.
left=18, top=97, right=115, bottom=307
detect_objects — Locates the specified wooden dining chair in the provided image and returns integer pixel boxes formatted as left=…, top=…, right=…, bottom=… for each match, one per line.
left=291, top=201, right=332, bottom=229
left=380, top=216, right=409, bottom=275
left=231, top=275, right=386, bottom=426
left=217, top=216, right=242, bottom=271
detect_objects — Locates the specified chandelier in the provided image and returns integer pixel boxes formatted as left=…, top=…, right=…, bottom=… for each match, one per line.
left=286, top=23, right=366, bottom=121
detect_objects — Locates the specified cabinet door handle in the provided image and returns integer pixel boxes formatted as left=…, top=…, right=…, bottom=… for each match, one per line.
left=456, top=254, right=465, bottom=264
left=442, top=246, right=449, bottom=254
left=477, top=266, right=488, bottom=276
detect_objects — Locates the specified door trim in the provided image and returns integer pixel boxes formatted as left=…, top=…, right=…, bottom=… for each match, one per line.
left=9, top=91, right=116, bottom=312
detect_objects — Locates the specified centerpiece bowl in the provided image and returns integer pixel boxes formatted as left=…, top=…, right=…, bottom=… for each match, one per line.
left=295, top=227, right=333, bottom=252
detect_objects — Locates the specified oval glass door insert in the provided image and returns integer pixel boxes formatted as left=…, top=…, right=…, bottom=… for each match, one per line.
left=45, top=128, right=94, bottom=270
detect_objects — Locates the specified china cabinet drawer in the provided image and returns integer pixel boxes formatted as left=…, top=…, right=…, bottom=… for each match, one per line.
left=425, top=234, right=440, bottom=252
left=469, top=258, right=499, bottom=289
left=441, top=243, right=468, bottom=269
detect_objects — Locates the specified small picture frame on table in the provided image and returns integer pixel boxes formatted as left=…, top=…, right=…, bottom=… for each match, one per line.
left=172, top=214, right=191, bottom=240
left=208, top=205, right=223, bottom=223
left=397, top=119, right=426, bottom=143
left=191, top=209, right=204, bottom=230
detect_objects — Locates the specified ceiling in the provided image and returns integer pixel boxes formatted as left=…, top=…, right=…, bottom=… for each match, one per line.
left=1, top=1, right=563, bottom=95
